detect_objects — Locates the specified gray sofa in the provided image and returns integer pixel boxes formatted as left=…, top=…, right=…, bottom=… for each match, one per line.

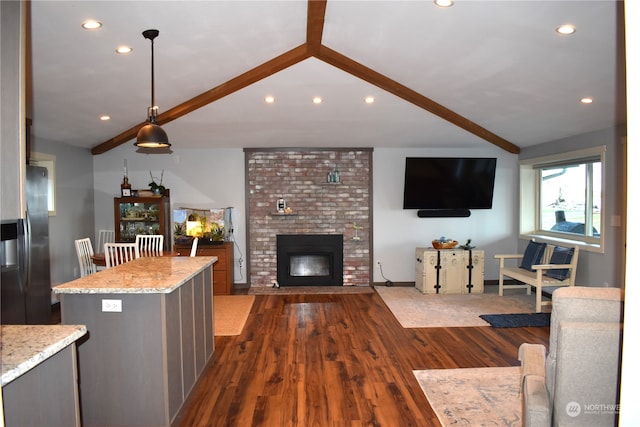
left=518, top=286, right=623, bottom=426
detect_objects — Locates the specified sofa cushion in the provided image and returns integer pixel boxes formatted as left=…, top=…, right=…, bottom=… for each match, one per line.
left=520, top=240, right=547, bottom=272
left=544, top=246, right=574, bottom=280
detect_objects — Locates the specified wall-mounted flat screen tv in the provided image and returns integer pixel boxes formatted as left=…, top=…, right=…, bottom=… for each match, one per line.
left=402, top=157, right=497, bottom=210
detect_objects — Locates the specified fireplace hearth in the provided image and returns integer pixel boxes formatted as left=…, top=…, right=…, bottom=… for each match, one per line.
left=277, top=234, right=344, bottom=286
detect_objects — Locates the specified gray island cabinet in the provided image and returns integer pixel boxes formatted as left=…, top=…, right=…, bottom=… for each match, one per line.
left=53, top=256, right=216, bottom=427
left=1, top=325, right=87, bottom=426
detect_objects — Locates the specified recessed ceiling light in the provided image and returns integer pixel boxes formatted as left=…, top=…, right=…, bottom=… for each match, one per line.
left=115, top=46, right=133, bottom=54
left=312, top=97, right=323, bottom=104
left=434, top=0, right=454, bottom=7
left=264, top=95, right=275, bottom=104
left=364, top=96, right=375, bottom=104
left=82, top=20, right=102, bottom=30
left=556, top=24, right=576, bottom=35
left=100, top=115, right=110, bottom=121
left=581, top=97, right=593, bottom=104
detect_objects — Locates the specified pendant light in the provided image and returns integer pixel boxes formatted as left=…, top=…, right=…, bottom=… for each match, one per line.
left=135, top=29, right=172, bottom=153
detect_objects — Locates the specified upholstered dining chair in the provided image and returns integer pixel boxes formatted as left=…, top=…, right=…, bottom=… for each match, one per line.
left=104, top=242, right=140, bottom=268
left=135, top=234, right=164, bottom=257
left=74, top=237, right=96, bottom=277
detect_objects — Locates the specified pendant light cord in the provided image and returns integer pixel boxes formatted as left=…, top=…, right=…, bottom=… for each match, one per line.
left=135, top=29, right=171, bottom=151
left=150, top=36, right=155, bottom=120
left=142, top=29, right=160, bottom=123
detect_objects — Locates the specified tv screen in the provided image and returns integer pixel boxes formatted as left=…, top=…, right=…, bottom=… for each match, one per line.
left=402, top=157, right=497, bottom=210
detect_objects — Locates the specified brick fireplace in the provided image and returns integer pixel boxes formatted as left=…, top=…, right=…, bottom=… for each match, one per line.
left=245, top=148, right=372, bottom=288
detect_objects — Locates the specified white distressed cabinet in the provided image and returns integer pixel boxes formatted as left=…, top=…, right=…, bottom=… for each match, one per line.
left=415, top=247, right=485, bottom=294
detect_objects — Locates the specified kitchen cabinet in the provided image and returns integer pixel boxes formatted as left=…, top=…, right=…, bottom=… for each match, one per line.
left=1, top=1, right=25, bottom=220
left=415, top=247, right=484, bottom=294
left=114, top=193, right=171, bottom=251
left=1, top=325, right=87, bottom=427
left=175, top=241, right=234, bottom=295
left=54, top=257, right=215, bottom=427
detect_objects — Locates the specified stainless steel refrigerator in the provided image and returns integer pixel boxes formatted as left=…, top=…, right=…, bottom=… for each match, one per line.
left=1, top=165, right=52, bottom=324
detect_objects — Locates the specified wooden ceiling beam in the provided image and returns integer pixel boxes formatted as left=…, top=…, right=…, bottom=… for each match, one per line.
left=306, top=0, right=327, bottom=53
left=314, top=45, right=520, bottom=154
left=91, top=44, right=312, bottom=155
left=92, top=0, right=519, bottom=155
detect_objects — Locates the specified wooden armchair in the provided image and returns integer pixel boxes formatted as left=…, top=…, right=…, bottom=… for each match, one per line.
left=494, top=241, right=579, bottom=312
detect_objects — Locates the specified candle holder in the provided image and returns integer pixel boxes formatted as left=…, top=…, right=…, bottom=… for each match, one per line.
left=352, top=222, right=363, bottom=241
left=121, top=159, right=132, bottom=197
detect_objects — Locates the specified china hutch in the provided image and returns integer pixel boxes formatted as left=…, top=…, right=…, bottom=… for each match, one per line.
left=114, top=192, right=171, bottom=251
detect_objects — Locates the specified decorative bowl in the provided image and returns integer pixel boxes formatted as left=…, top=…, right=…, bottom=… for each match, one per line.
left=432, top=240, right=458, bottom=249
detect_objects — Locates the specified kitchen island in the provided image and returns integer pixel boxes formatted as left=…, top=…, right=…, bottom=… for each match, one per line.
left=54, top=256, right=216, bottom=427
left=1, top=324, right=87, bottom=426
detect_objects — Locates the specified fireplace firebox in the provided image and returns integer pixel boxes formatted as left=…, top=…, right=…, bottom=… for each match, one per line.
left=276, top=234, right=343, bottom=286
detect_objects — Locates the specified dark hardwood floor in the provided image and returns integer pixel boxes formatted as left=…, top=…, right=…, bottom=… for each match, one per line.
left=176, top=290, right=549, bottom=426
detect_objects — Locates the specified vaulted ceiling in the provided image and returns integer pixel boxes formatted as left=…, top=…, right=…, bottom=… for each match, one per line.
left=29, top=1, right=626, bottom=155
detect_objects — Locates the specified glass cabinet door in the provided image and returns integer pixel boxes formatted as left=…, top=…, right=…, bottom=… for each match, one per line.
left=118, top=201, right=161, bottom=241
left=114, top=196, right=170, bottom=249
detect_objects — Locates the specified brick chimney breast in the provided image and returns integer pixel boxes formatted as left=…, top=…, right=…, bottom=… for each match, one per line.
left=245, top=148, right=372, bottom=287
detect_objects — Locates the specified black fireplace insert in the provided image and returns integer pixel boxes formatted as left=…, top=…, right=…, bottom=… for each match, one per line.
left=276, top=234, right=343, bottom=286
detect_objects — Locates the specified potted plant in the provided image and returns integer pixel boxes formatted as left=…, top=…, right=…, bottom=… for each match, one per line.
left=148, top=170, right=166, bottom=196
left=210, top=223, right=225, bottom=243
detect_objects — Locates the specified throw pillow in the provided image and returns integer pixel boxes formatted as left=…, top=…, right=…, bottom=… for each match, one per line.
left=544, top=247, right=574, bottom=280
left=520, top=240, right=547, bottom=272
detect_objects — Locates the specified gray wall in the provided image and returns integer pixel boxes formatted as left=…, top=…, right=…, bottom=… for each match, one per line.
left=372, top=146, right=518, bottom=282
left=38, top=125, right=624, bottom=289
left=519, top=125, right=626, bottom=288
left=31, top=138, right=95, bottom=288
left=90, top=143, right=518, bottom=284
left=92, top=144, right=246, bottom=283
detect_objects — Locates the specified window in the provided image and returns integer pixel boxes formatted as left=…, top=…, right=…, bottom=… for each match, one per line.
left=29, top=152, right=56, bottom=216
left=520, top=146, right=605, bottom=251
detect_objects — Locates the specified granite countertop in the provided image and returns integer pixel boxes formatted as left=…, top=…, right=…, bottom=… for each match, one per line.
left=1, top=324, right=87, bottom=386
left=53, top=256, right=217, bottom=294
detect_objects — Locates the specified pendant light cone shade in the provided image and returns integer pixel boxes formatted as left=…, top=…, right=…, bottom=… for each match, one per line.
left=135, top=29, right=171, bottom=153
left=136, top=120, right=169, bottom=148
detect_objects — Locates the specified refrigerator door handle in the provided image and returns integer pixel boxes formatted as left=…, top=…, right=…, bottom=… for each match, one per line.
left=23, top=210, right=31, bottom=292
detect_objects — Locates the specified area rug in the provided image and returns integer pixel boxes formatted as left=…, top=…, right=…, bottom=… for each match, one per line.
left=414, top=366, right=522, bottom=427
left=375, top=286, right=536, bottom=328
left=480, top=312, right=551, bottom=328
left=214, top=295, right=255, bottom=336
